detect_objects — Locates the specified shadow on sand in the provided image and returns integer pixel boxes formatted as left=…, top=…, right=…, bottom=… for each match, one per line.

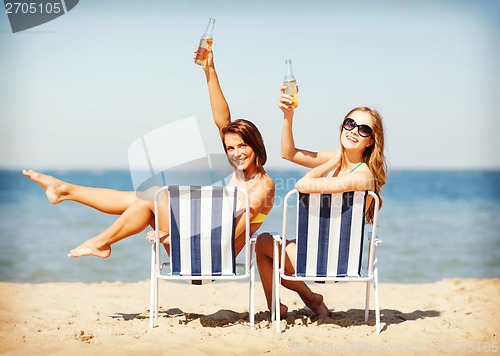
left=111, top=307, right=440, bottom=331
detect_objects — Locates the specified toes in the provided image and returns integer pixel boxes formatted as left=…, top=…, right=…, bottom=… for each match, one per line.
left=22, top=169, right=38, bottom=181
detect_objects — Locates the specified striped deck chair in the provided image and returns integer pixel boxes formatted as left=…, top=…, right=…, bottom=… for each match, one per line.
left=149, top=185, right=256, bottom=329
left=271, top=189, right=382, bottom=333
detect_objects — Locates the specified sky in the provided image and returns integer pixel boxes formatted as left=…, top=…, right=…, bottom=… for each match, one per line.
left=1, top=0, right=499, bottom=171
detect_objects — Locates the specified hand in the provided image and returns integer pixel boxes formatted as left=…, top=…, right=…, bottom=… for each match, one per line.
left=278, top=86, right=296, bottom=113
left=303, top=149, right=342, bottom=179
left=328, top=149, right=342, bottom=169
left=193, top=46, right=215, bottom=71
left=205, top=46, right=214, bottom=69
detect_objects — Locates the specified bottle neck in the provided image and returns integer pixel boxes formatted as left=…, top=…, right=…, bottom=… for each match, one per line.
left=204, top=19, right=215, bottom=37
left=284, top=60, right=295, bottom=82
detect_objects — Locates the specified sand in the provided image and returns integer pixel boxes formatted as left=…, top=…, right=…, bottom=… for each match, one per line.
left=1, top=278, right=499, bottom=355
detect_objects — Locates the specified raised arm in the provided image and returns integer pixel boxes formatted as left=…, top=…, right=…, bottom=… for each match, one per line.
left=200, top=47, right=231, bottom=138
left=278, top=87, right=335, bottom=168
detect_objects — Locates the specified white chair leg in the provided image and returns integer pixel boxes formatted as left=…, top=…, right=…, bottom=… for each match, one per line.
left=249, top=242, right=256, bottom=328
left=273, top=240, right=280, bottom=333
left=374, top=258, right=381, bottom=334
left=149, top=243, right=156, bottom=329
left=155, top=255, right=159, bottom=319
left=271, top=275, right=275, bottom=321
left=364, top=280, right=371, bottom=323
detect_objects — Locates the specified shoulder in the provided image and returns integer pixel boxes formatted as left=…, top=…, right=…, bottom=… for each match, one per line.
left=351, top=166, right=375, bottom=190
left=257, top=173, right=275, bottom=194
left=246, top=173, right=274, bottom=197
left=251, top=174, right=274, bottom=212
left=361, top=162, right=374, bottom=178
left=352, top=163, right=373, bottom=177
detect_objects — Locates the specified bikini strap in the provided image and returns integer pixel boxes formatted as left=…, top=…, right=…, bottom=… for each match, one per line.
left=349, top=161, right=365, bottom=173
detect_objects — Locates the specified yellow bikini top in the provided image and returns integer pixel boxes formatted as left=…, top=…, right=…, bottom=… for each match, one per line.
left=251, top=212, right=267, bottom=224
left=237, top=200, right=267, bottom=224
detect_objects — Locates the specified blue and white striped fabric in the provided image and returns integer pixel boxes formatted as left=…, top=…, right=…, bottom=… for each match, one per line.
left=168, top=186, right=237, bottom=284
left=295, top=191, right=367, bottom=278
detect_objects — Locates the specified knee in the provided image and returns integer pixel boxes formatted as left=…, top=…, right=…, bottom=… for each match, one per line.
left=136, top=185, right=164, bottom=202
left=136, top=198, right=154, bottom=211
left=255, top=232, right=274, bottom=257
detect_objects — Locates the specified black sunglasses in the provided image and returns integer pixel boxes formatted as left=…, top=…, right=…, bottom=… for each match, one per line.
left=342, top=118, right=373, bottom=137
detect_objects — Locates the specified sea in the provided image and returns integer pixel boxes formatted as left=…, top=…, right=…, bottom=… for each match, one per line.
left=0, top=169, right=499, bottom=284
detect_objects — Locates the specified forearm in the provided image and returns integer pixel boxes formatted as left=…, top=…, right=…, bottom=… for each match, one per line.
left=280, top=110, right=336, bottom=168
left=295, top=173, right=373, bottom=194
left=281, top=111, right=297, bottom=160
left=278, top=87, right=335, bottom=168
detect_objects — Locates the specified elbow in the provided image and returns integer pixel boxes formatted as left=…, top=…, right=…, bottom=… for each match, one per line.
left=295, top=178, right=306, bottom=192
left=281, top=149, right=295, bottom=162
left=281, top=153, right=291, bottom=161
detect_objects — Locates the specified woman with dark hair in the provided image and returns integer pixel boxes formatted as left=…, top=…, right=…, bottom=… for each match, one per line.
left=22, top=48, right=274, bottom=259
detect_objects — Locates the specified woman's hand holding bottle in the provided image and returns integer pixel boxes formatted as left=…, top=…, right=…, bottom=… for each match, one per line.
left=278, top=86, right=299, bottom=112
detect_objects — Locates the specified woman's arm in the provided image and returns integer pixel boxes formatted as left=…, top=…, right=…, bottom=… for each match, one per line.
left=278, top=87, right=335, bottom=168
left=296, top=158, right=374, bottom=194
left=295, top=171, right=374, bottom=194
left=233, top=177, right=275, bottom=243
left=301, top=150, right=342, bottom=179
left=201, top=47, right=231, bottom=137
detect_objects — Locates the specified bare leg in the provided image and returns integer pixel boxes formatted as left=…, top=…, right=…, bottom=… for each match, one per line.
left=256, top=233, right=330, bottom=318
left=256, top=233, right=288, bottom=317
left=22, top=169, right=136, bottom=215
left=68, top=197, right=165, bottom=258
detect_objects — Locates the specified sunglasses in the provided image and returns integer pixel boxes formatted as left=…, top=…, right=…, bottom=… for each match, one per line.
left=342, top=118, right=373, bottom=137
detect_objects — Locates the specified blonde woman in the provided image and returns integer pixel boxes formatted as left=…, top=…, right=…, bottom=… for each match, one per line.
left=256, top=88, right=387, bottom=318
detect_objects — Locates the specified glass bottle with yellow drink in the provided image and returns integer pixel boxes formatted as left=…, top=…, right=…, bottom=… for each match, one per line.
left=194, top=18, right=216, bottom=67
left=284, top=59, right=298, bottom=108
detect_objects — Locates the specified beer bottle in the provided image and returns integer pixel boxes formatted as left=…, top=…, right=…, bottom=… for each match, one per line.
left=194, top=18, right=216, bottom=67
left=284, top=59, right=298, bottom=108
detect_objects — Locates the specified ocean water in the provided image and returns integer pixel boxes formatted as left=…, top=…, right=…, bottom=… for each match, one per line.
left=0, top=169, right=499, bottom=284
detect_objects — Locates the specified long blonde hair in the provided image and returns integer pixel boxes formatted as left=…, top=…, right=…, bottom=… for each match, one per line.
left=340, top=107, right=387, bottom=224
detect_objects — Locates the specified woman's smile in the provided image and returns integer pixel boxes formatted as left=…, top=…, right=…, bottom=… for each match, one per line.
left=224, top=133, right=256, bottom=172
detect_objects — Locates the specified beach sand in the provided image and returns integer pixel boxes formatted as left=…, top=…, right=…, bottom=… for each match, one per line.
left=1, top=278, right=499, bottom=355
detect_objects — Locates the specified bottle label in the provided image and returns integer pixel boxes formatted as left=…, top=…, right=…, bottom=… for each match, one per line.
left=194, top=38, right=212, bottom=66
left=195, top=47, right=206, bottom=62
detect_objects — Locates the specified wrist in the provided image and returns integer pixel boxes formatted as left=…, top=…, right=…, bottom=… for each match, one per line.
left=283, top=111, right=294, bottom=121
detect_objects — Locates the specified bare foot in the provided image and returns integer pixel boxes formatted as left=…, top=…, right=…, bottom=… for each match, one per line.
left=146, top=230, right=170, bottom=244
left=303, top=292, right=330, bottom=317
left=68, top=241, right=111, bottom=258
left=22, top=169, right=67, bottom=204
left=280, top=303, right=288, bottom=319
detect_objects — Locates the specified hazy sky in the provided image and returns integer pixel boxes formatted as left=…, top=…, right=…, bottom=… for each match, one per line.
left=1, top=0, right=499, bottom=171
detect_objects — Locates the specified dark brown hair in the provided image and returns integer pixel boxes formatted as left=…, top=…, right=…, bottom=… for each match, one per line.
left=221, top=119, right=267, bottom=174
